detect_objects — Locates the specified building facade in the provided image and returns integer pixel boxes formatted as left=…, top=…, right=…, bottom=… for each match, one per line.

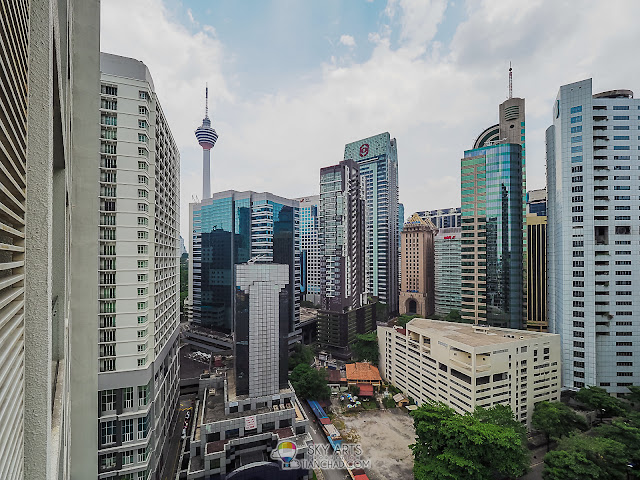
left=344, top=133, right=399, bottom=313
left=186, top=262, right=311, bottom=480
left=319, top=159, right=365, bottom=312
left=0, top=1, right=100, bottom=478
left=97, top=53, right=181, bottom=480
left=460, top=144, right=524, bottom=329
left=316, top=306, right=377, bottom=360
left=378, top=319, right=561, bottom=426
left=188, top=191, right=300, bottom=340
left=526, top=189, right=547, bottom=332
left=547, top=79, right=640, bottom=394
left=418, top=207, right=461, bottom=229
left=399, top=214, right=436, bottom=317
left=296, top=196, right=321, bottom=305
left=434, top=227, right=462, bottom=316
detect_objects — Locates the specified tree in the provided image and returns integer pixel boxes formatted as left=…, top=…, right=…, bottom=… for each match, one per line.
left=289, top=343, right=314, bottom=371
left=576, top=386, right=627, bottom=419
left=624, top=386, right=640, bottom=409
left=543, top=435, right=628, bottom=480
left=289, top=364, right=330, bottom=400
left=410, top=401, right=529, bottom=480
left=474, top=404, right=527, bottom=441
left=397, top=314, right=419, bottom=327
left=532, top=401, right=588, bottom=450
left=593, top=412, right=640, bottom=476
left=351, top=332, right=379, bottom=365
left=445, top=309, right=461, bottom=322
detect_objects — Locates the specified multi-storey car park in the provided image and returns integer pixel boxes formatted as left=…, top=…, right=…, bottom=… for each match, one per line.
left=378, top=319, right=561, bottom=426
left=98, top=53, right=180, bottom=480
left=547, top=79, right=640, bottom=395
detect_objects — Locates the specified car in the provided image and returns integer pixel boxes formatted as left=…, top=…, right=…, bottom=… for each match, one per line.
left=185, top=410, right=191, bottom=420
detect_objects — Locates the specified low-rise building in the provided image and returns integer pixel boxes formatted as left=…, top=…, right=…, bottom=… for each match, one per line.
left=378, top=319, right=561, bottom=426
left=345, top=363, right=382, bottom=392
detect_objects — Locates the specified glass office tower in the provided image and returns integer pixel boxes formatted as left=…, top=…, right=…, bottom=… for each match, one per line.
left=189, top=191, right=300, bottom=334
left=461, top=143, right=524, bottom=329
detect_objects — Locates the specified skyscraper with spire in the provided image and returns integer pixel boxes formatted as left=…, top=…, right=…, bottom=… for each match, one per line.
left=195, top=86, right=218, bottom=199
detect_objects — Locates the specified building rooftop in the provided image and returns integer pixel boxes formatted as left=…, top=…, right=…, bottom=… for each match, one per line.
left=345, top=363, right=382, bottom=382
left=403, top=318, right=556, bottom=347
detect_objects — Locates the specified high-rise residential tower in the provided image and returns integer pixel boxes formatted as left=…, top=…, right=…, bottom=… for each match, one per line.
left=344, top=133, right=399, bottom=313
left=188, top=191, right=300, bottom=344
left=0, top=1, right=100, bottom=478
left=195, top=86, right=218, bottom=200
left=319, top=160, right=365, bottom=312
left=547, top=79, right=640, bottom=394
left=98, top=53, right=180, bottom=480
left=526, top=189, right=547, bottom=332
left=296, top=195, right=321, bottom=304
left=434, top=227, right=462, bottom=316
left=460, top=143, right=524, bottom=329
left=399, top=214, right=437, bottom=317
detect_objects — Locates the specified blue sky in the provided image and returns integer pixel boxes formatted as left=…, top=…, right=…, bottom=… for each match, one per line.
left=101, top=0, right=640, bottom=243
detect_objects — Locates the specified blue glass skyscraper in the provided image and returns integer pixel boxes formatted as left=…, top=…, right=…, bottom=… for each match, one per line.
left=188, top=191, right=300, bottom=334
left=460, top=144, right=524, bottom=329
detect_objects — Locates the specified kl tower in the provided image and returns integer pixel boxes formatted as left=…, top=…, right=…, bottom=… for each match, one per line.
left=195, top=85, right=218, bottom=199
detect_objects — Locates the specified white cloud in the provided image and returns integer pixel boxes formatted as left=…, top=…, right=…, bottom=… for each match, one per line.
left=339, top=34, right=356, bottom=47
left=101, top=0, right=640, bottom=244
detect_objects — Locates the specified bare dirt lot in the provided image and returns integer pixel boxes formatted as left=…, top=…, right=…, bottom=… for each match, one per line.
left=332, top=401, right=415, bottom=480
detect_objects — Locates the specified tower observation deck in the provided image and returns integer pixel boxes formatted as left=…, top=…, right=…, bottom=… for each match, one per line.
left=195, top=86, right=218, bottom=199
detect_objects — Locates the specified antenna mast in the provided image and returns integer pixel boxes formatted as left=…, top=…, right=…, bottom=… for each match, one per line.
left=205, top=83, right=209, bottom=117
left=508, top=62, right=513, bottom=99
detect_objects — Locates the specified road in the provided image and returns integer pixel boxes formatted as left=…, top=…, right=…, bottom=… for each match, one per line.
left=161, top=396, right=194, bottom=480
left=301, top=401, right=350, bottom=480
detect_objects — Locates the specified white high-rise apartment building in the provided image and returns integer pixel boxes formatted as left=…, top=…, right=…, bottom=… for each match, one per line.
left=547, top=78, right=640, bottom=394
left=97, top=53, right=180, bottom=479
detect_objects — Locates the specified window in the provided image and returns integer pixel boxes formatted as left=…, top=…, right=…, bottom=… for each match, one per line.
left=571, top=136, right=582, bottom=143
left=571, top=146, right=583, bottom=153
left=100, top=390, right=116, bottom=412
left=613, top=105, right=629, bottom=110
left=137, top=343, right=147, bottom=352
left=138, top=175, right=148, bottom=185
left=614, top=186, right=630, bottom=190
left=122, top=418, right=134, bottom=442
left=138, top=119, right=147, bottom=129
left=124, top=387, right=134, bottom=408
left=571, top=156, right=583, bottom=163
left=138, top=384, right=150, bottom=406
left=614, top=136, right=630, bottom=140
left=138, top=147, right=148, bottom=157
left=100, top=359, right=116, bottom=372
left=138, top=358, right=146, bottom=367
left=613, top=115, right=629, bottom=120
left=137, top=288, right=147, bottom=296
left=137, top=245, right=148, bottom=254
left=137, top=274, right=147, bottom=282
left=100, top=99, right=117, bottom=110
left=122, top=450, right=134, bottom=466
left=614, top=176, right=630, bottom=180
left=614, top=165, right=630, bottom=170
left=139, top=106, right=147, bottom=115
left=137, top=203, right=148, bottom=212
left=137, top=260, right=148, bottom=269
left=138, top=231, right=148, bottom=240
left=570, top=106, right=582, bottom=114
left=138, top=315, right=147, bottom=324
left=137, top=470, right=148, bottom=480
left=138, top=161, right=148, bottom=170
left=138, top=189, right=148, bottom=198
left=101, top=421, right=116, bottom=445
left=139, top=90, right=148, bottom=100
left=571, top=125, right=582, bottom=133
left=137, top=217, right=148, bottom=226
left=138, top=447, right=148, bottom=463
left=570, top=115, right=582, bottom=123
left=100, top=452, right=116, bottom=470
left=137, top=329, right=147, bottom=338
left=137, top=302, right=147, bottom=310
left=138, top=133, right=147, bottom=143
left=138, top=416, right=148, bottom=439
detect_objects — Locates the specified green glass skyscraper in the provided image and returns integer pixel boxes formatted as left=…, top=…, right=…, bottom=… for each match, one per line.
left=460, top=143, right=524, bottom=329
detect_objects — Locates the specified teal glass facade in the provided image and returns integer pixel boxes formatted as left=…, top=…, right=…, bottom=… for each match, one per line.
left=460, top=144, right=523, bottom=329
left=191, top=192, right=299, bottom=333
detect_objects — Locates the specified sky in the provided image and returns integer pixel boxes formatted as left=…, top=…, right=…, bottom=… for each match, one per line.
left=101, top=0, right=640, bottom=245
